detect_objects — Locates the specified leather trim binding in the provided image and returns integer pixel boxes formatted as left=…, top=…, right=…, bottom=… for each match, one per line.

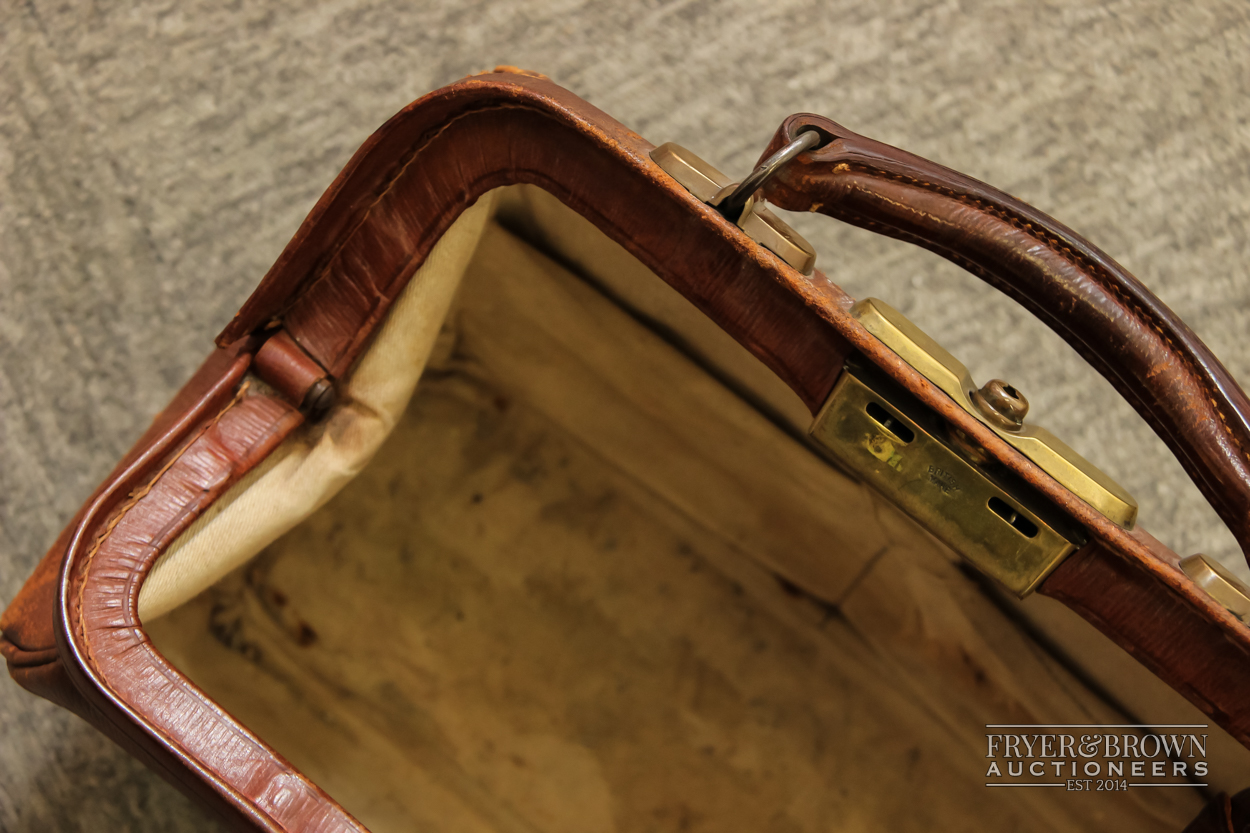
left=59, top=389, right=349, bottom=831
left=1, top=70, right=1247, bottom=830
left=760, top=114, right=1250, bottom=570
left=755, top=114, right=1250, bottom=746
left=214, top=74, right=855, bottom=414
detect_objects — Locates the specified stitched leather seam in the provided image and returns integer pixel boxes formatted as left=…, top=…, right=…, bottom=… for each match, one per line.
left=846, top=210, right=1141, bottom=394
left=843, top=207, right=1248, bottom=537
left=841, top=162, right=1250, bottom=470
left=71, top=394, right=348, bottom=829
left=280, top=100, right=556, bottom=333
left=75, top=384, right=251, bottom=662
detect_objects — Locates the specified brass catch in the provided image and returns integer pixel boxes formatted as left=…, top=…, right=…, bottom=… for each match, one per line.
left=810, top=299, right=1138, bottom=597
left=650, top=143, right=817, bottom=275
left=1180, top=554, right=1250, bottom=624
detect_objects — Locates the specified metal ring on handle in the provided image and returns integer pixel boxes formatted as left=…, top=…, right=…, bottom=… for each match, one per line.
left=716, top=129, right=823, bottom=219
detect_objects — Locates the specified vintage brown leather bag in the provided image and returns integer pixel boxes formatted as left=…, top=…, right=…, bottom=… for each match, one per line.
left=4, top=68, right=1250, bottom=831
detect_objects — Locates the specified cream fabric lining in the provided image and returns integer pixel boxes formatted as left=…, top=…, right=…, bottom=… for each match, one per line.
left=142, top=217, right=1224, bottom=829
left=137, top=193, right=497, bottom=622
left=136, top=187, right=1246, bottom=822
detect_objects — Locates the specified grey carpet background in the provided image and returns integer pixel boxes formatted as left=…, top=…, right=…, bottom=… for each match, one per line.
left=1, top=1, right=1248, bottom=830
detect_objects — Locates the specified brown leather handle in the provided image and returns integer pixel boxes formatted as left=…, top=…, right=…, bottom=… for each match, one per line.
left=759, top=114, right=1250, bottom=568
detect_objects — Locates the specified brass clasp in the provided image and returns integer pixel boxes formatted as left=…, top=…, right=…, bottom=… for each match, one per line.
left=810, top=299, right=1138, bottom=597
left=1180, top=554, right=1250, bottom=623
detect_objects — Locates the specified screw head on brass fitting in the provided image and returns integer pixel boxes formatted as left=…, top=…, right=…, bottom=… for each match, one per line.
left=972, top=379, right=1029, bottom=431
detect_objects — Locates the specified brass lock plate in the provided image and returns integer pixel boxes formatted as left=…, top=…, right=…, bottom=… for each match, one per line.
left=814, top=359, right=1083, bottom=597
left=650, top=142, right=817, bottom=275
left=849, top=298, right=1137, bottom=528
left=811, top=299, right=1138, bottom=597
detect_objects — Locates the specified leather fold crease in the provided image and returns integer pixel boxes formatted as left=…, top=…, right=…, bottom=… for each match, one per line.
left=3, top=70, right=1249, bottom=832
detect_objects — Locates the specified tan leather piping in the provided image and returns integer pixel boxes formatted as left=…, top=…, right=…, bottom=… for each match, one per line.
left=0, top=71, right=1243, bottom=832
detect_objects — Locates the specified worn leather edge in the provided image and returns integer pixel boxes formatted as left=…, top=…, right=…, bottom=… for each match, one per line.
left=1, top=340, right=355, bottom=831
left=1044, top=534, right=1250, bottom=738
left=55, top=380, right=362, bottom=833
left=1, top=69, right=1247, bottom=831
left=755, top=114, right=1250, bottom=747
left=214, top=71, right=855, bottom=414
left=1, top=338, right=256, bottom=658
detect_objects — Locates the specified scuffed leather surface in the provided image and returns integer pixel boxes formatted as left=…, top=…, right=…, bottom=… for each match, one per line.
left=1044, top=531, right=1250, bottom=743
left=760, top=116, right=1250, bottom=571
left=4, top=5, right=1249, bottom=832
left=1, top=341, right=254, bottom=662
left=755, top=117, right=1250, bottom=748
left=5, top=68, right=1250, bottom=830
left=217, top=73, right=855, bottom=413
left=60, top=388, right=355, bottom=832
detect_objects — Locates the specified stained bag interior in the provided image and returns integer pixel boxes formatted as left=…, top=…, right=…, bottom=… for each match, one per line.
left=141, top=185, right=1231, bottom=832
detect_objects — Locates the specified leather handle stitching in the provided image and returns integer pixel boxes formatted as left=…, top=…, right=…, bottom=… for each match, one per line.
left=837, top=162, right=1250, bottom=473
